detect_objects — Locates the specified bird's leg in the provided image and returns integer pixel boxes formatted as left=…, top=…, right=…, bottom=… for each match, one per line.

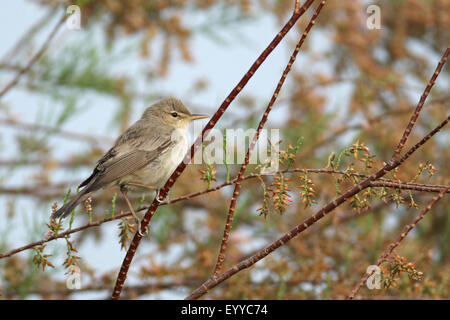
left=120, top=188, right=147, bottom=237
left=127, top=181, right=166, bottom=203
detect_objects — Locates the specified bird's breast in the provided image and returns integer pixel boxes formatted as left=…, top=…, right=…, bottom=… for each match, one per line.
left=127, top=136, right=188, bottom=189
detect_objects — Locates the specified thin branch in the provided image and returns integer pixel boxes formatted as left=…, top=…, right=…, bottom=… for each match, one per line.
left=368, top=181, right=449, bottom=193
left=347, top=187, right=448, bottom=300
left=213, top=0, right=327, bottom=276
left=390, top=46, right=450, bottom=161
left=1, top=167, right=447, bottom=259
left=0, top=14, right=67, bottom=99
left=110, top=0, right=317, bottom=300
left=0, top=211, right=131, bottom=259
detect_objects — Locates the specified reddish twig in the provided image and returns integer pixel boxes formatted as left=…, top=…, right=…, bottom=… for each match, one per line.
left=213, top=0, right=327, bottom=276
left=110, top=0, right=317, bottom=300
left=368, top=181, right=449, bottom=193
left=1, top=167, right=447, bottom=259
left=347, top=187, right=448, bottom=300
left=390, top=46, right=450, bottom=161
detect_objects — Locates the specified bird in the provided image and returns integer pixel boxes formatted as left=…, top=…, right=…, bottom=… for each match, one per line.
left=51, top=97, right=208, bottom=235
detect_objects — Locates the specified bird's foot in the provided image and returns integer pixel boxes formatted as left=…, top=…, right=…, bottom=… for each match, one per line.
left=135, top=218, right=148, bottom=237
left=155, top=189, right=169, bottom=203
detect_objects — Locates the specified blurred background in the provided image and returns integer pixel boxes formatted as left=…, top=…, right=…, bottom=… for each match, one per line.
left=0, top=0, right=448, bottom=299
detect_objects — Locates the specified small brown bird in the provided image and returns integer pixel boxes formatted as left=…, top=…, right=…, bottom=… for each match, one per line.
left=52, top=97, right=208, bottom=235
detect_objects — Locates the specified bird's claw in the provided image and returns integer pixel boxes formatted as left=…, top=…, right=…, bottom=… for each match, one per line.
left=135, top=219, right=148, bottom=237
left=155, top=189, right=169, bottom=203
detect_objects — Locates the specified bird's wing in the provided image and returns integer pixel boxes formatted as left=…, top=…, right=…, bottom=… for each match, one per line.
left=81, top=136, right=172, bottom=191
left=79, top=145, right=120, bottom=189
left=92, top=150, right=159, bottom=187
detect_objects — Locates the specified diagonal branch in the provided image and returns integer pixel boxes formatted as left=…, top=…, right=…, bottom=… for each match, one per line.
left=110, top=0, right=317, bottom=300
left=212, top=0, right=327, bottom=276
left=347, top=187, right=448, bottom=300
left=390, top=46, right=450, bottom=161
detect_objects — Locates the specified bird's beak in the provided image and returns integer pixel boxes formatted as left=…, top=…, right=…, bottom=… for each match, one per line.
left=190, top=114, right=209, bottom=120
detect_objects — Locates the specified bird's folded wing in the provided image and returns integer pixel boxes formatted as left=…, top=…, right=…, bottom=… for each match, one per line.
left=88, top=139, right=172, bottom=190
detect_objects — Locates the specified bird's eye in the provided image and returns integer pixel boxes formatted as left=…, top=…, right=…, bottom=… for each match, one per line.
left=171, top=112, right=178, bottom=118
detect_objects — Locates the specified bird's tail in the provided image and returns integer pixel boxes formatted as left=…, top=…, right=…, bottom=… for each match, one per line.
left=51, top=189, right=90, bottom=219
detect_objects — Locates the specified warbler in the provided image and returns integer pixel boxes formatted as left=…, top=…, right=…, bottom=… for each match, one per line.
left=51, top=97, right=208, bottom=235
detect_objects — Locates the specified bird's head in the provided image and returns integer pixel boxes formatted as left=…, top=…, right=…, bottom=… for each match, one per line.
left=142, top=97, right=208, bottom=130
